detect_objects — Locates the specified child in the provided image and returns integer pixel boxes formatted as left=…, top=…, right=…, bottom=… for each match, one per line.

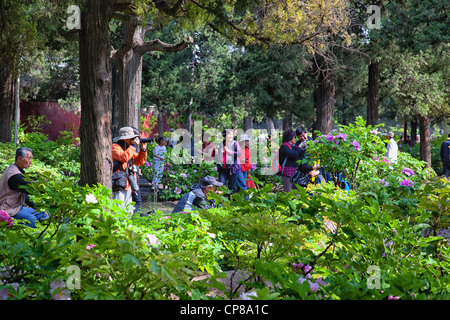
left=152, top=137, right=167, bottom=190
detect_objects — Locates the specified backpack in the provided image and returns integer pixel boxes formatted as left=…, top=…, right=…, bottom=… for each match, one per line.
left=112, top=159, right=129, bottom=192
left=271, top=142, right=292, bottom=175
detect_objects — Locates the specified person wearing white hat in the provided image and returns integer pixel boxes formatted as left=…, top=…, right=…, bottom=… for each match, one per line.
left=385, top=132, right=398, bottom=163
left=112, top=127, right=148, bottom=213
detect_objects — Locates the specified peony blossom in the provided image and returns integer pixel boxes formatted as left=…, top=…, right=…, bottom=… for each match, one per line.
left=399, top=179, right=415, bottom=187
left=0, top=210, right=13, bottom=227
left=401, top=168, right=415, bottom=176
left=145, top=233, right=161, bottom=246
left=351, top=140, right=361, bottom=151
left=85, top=194, right=98, bottom=204
left=335, top=133, right=348, bottom=141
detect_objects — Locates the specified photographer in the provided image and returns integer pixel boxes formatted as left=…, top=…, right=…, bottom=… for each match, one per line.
left=112, top=127, right=148, bottom=213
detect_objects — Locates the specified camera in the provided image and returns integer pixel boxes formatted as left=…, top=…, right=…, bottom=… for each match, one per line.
left=129, top=164, right=138, bottom=174
left=139, top=137, right=154, bottom=143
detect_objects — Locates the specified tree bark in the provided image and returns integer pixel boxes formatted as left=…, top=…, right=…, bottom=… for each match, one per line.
left=367, top=60, right=379, bottom=126
left=313, top=55, right=335, bottom=136
left=78, top=0, right=113, bottom=188
left=411, top=119, right=418, bottom=146
left=243, top=116, right=253, bottom=131
left=0, top=68, right=14, bottom=143
left=418, top=114, right=431, bottom=168
left=111, top=20, right=193, bottom=131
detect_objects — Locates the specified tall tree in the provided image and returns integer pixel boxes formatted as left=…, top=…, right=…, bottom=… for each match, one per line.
left=0, top=0, right=41, bottom=142
left=77, top=0, right=351, bottom=187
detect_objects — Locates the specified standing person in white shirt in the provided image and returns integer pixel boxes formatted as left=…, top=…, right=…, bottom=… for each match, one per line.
left=385, top=132, right=398, bottom=163
left=153, top=137, right=167, bottom=190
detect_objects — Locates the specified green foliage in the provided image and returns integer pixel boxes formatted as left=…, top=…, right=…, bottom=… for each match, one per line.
left=132, top=210, right=224, bottom=275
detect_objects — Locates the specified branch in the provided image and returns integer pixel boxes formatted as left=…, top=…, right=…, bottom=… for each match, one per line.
left=136, top=36, right=194, bottom=55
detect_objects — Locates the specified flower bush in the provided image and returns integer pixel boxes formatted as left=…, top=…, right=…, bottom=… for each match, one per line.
left=1, top=117, right=449, bottom=301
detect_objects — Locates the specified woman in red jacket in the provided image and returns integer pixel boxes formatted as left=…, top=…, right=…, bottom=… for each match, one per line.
left=237, top=134, right=251, bottom=191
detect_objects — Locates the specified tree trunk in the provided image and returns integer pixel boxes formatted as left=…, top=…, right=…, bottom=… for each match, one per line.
left=111, top=61, right=120, bottom=138
left=418, top=114, right=431, bottom=168
left=115, top=23, right=144, bottom=130
left=367, top=60, right=379, bottom=126
left=266, top=117, right=275, bottom=133
left=112, top=20, right=193, bottom=133
left=283, top=115, right=292, bottom=131
left=158, top=109, right=165, bottom=137
left=243, top=116, right=253, bottom=131
left=411, top=120, right=418, bottom=146
left=78, top=0, right=113, bottom=188
left=313, top=56, right=335, bottom=136
left=0, top=68, right=14, bottom=143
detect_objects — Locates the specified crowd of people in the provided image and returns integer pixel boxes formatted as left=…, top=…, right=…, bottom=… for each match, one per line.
left=1, top=125, right=449, bottom=227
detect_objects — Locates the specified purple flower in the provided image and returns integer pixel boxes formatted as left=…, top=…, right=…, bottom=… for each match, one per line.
left=399, top=179, right=415, bottom=187
left=378, top=179, right=389, bottom=187
left=298, top=277, right=321, bottom=293
left=174, top=187, right=182, bottom=194
left=180, top=172, right=188, bottom=178
left=401, top=168, right=415, bottom=176
left=351, top=140, right=361, bottom=151
left=335, top=133, right=347, bottom=141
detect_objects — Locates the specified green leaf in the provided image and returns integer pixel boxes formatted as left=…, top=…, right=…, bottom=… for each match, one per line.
left=122, top=254, right=142, bottom=268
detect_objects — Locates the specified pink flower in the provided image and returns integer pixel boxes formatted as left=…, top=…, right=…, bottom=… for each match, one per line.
left=174, top=187, right=182, bottom=194
left=86, top=244, right=96, bottom=250
left=180, top=173, right=188, bottom=178
left=0, top=210, right=13, bottom=227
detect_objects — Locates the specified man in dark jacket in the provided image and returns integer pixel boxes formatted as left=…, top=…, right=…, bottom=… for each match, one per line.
left=440, top=133, right=450, bottom=178
left=172, top=176, right=223, bottom=213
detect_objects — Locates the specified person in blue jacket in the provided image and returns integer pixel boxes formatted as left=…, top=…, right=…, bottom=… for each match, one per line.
left=172, top=176, right=223, bottom=213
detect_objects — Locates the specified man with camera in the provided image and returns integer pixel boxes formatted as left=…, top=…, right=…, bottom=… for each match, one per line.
left=112, top=127, right=148, bottom=214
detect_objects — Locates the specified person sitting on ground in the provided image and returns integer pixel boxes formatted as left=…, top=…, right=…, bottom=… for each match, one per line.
left=172, top=176, right=223, bottom=213
left=0, top=147, right=49, bottom=228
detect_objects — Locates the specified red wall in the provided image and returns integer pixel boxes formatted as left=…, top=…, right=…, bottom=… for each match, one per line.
left=20, top=101, right=176, bottom=141
left=20, top=101, right=80, bottom=141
